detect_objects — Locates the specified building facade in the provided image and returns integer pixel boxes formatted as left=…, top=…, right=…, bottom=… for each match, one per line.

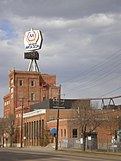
left=23, top=108, right=121, bottom=150
left=23, top=109, right=47, bottom=147
left=3, top=68, right=121, bottom=149
left=3, top=68, right=60, bottom=146
left=4, top=68, right=60, bottom=116
left=23, top=109, right=74, bottom=147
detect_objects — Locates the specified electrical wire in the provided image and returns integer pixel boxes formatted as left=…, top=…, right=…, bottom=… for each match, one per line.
left=60, top=48, right=121, bottom=84
left=60, top=48, right=121, bottom=97
left=64, top=60, right=121, bottom=93
left=99, top=86, right=121, bottom=97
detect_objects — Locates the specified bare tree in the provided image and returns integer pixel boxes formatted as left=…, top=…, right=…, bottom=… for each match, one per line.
left=102, top=110, right=121, bottom=145
left=72, top=100, right=102, bottom=151
left=5, top=114, right=15, bottom=147
left=0, top=118, right=6, bottom=147
left=0, top=115, right=15, bottom=147
left=0, top=117, right=10, bottom=147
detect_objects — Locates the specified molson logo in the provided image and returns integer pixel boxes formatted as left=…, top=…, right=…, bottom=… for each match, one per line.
left=24, top=29, right=43, bottom=51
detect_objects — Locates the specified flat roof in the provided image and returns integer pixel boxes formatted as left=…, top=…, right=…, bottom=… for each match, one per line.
left=23, top=109, right=46, bottom=118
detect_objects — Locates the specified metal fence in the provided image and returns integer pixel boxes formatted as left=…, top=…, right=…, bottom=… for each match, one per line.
left=60, top=138, right=121, bottom=152
left=60, top=137, right=98, bottom=150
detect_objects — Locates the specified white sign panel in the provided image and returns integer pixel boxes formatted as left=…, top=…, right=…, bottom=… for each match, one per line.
left=88, top=136, right=91, bottom=140
left=80, top=138, right=83, bottom=144
left=24, top=29, right=43, bottom=51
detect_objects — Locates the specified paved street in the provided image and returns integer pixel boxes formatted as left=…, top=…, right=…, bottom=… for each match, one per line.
left=0, top=148, right=121, bottom=161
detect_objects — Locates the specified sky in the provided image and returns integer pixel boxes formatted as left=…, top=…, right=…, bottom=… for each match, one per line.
left=1, top=0, right=121, bottom=116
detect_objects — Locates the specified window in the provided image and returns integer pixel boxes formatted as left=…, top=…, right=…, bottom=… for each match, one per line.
left=64, top=129, right=66, bottom=137
left=20, top=80, right=23, bottom=86
left=40, top=119, right=44, bottom=140
left=34, top=121, right=36, bottom=139
left=29, top=122, right=32, bottom=139
left=61, top=129, right=63, bottom=137
left=24, top=123, right=26, bottom=138
left=31, top=80, right=35, bottom=86
left=31, top=93, right=35, bottom=101
left=72, top=129, right=77, bottom=138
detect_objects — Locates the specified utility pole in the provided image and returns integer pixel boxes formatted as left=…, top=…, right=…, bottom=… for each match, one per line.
left=20, top=97, right=24, bottom=148
left=55, top=109, right=59, bottom=150
left=55, top=85, right=61, bottom=150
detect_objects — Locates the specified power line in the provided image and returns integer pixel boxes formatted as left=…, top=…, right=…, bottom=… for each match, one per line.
left=61, top=48, right=121, bottom=96
left=99, top=86, right=121, bottom=98
left=64, top=60, right=121, bottom=94
left=60, top=48, right=121, bottom=84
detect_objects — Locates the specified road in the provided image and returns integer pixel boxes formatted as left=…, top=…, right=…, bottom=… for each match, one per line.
left=0, top=148, right=121, bottom=161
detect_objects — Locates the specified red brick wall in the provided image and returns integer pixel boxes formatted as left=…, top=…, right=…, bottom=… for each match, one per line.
left=4, top=69, right=60, bottom=118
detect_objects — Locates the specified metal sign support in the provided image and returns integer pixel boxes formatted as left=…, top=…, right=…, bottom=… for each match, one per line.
left=28, top=59, right=39, bottom=72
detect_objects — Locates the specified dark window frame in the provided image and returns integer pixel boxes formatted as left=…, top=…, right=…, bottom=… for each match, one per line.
left=31, top=80, right=35, bottom=87
left=72, top=129, right=77, bottom=138
left=19, top=80, right=23, bottom=86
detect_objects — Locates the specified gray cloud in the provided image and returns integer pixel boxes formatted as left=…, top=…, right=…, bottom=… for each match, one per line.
left=1, top=0, right=121, bottom=19
left=1, top=0, right=121, bottom=116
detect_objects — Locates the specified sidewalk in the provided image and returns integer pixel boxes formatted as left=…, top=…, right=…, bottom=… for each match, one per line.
left=1, top=144, right=121, bottom=156
left=23, top=144, right=55, bottom=152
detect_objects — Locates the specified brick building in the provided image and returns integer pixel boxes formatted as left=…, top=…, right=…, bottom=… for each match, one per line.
left=23, top=107, right=121, bottom=149
left=23, top=109, right=67, bottom=146
left=3, top=68, right=60, bottom=146
left=23, top=108, right=77, bottom=147
left=21, top=99, right=90, bottom=147
left=4, top=68, right=60, bottom=117
left=3, top=68, right=121, bottom=149
left=23, top=109, right=46, bottom=147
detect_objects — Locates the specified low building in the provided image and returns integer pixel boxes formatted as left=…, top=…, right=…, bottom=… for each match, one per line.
left=22, top=106, right=121, bottom=150
left=23, top=109, right=74, bottom=147
left=22, top=98, right=90, bottom=147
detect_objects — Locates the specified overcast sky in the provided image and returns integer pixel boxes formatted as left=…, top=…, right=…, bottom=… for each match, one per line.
left=1, top=0, right=121, bottom=116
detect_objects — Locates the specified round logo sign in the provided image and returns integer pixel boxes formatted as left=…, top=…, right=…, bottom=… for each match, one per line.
left=24, top=29, right=43, bottom=51
left=26, top=30, right=38, bottom=44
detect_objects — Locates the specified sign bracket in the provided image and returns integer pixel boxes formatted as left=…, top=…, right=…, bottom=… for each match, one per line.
left=28, top=59, right=39, bottom=72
